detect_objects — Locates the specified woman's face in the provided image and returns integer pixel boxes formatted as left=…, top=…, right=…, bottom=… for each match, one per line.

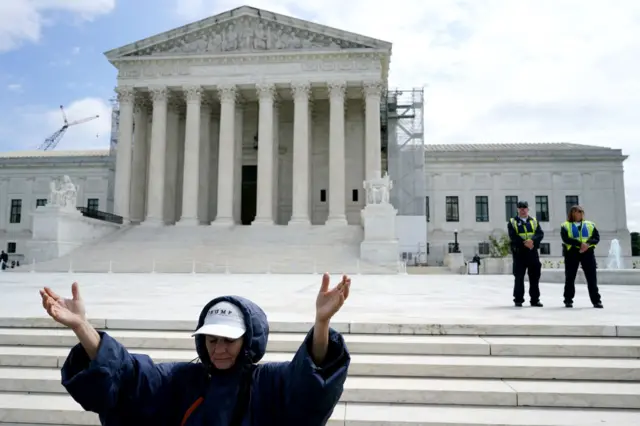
left=573, top=209, right=584, bottom=222
left=205, top=335, right=244, bottom=369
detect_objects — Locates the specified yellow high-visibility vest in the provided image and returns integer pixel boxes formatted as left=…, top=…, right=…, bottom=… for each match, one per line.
left=562, top=220, right=596, bottom=250
left=510, top=217, right=538, bottom=240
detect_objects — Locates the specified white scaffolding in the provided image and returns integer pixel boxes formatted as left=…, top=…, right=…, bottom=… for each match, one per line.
left=384, top=88, right=426, bottom=216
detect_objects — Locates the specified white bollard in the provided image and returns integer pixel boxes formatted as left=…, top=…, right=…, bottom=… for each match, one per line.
left=151, top=259, right=156, bottom=274
left=191, top=260, right=196, bottom=274
left=68, top=260, right=73, bottom=274
left=108, top=260, right=113, bottom=274
left=31, top=259, right=36, bottom=273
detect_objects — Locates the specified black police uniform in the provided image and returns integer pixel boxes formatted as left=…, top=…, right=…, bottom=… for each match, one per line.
left=560, top=220, right=603, bottom=308
left=507, top=201, right=544, bottom=307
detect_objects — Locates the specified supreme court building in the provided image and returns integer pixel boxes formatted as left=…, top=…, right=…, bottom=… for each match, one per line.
left=108, top=6, right=392, bottom=227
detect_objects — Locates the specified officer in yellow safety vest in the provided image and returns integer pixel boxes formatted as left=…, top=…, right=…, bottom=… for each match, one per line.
left=507, top=201, right=545, bottom=307
left=560, top=205, right=603, bottom=308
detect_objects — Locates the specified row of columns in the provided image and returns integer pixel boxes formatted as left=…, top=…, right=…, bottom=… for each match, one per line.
left=113, top=80, right=384, bottom=226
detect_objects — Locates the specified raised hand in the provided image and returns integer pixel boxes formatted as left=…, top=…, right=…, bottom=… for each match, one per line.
left=39, top=282, right=86, bottom=329
left=315, top=273, right=351, bottom=324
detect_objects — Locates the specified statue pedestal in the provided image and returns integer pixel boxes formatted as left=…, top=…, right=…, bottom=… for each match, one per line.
left=26, top=205, right=121, bottom=263
left=360, top=202, right=399, bottom=265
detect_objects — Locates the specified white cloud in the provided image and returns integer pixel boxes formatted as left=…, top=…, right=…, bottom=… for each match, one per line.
left=0, top=0, right=115, bottom=52
left=7, top=84, right=22, bottom=92
left=176, top=0, right=640, bottom=230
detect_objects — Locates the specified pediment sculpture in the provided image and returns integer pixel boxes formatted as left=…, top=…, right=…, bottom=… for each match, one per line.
left=49, top=175, right=78, bottom=210
left=363, top=172, right=393, bottom=205
left=129, top=16, right=370, bottom=56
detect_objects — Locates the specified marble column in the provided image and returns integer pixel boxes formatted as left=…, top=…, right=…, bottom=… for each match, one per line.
left=364, top=81, right=383, bottom=181
left=177, top=85, right=202, bottom=226
left=327, top=81, right=348, bottom=225
left=164, top=102, right=180, bottom=224
left=143, top=86, right=168, bottom=226
left=289, top=81, right=311, bottom=225
left=253, top=83, right=276, bottom=225
left=197, top=100, right=212, bottom=224
left=213, top=85, right=237, bottom=225
left=130, top=98, right=149, bottom=223
left=232, top=103, right=244, bottom=224
left=114, top=86, right=135, bottom=221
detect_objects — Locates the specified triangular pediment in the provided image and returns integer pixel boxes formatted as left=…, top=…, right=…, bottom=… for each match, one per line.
left=105, top=6, right=391, bottom=59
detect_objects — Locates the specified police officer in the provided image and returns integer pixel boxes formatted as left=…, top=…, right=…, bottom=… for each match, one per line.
left=507, top=201, right=544, bottom=307
left=561, top=205, right=603, bottom=308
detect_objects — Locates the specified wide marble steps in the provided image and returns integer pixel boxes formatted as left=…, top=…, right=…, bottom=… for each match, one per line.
left=1, top=319, right=640, bottom=425
left=21, top=224, right=401, bottom=274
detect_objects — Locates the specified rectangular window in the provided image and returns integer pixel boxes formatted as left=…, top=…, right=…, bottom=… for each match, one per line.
left=7, top=242, right=16, bottom=254
left=351, top=189, right=358, bottom=203
left=505, top=195, right=519, bottom=220
left=87, top=198, right=99, bottom=211
left=475, top=196, right=489, bottom=222
left=540, top=243, right=551, bottom=255
left=36, top=198, right=47, bottom=207
left=535, top=196, right=549, bottom=222
left=9, top=199, right=22, bottom=224
left=566, top=195, right=579, bottom=214
left=445, top=196, right=459, bottom=222
left=320, top=190, right=326, bottom=203
left=425, top=196, right=430, bottom=222
left=478, top=242, right=490, bottom=255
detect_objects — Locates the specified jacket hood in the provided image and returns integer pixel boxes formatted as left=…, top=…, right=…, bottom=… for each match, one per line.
left=194, top=295, right=269, bottom=372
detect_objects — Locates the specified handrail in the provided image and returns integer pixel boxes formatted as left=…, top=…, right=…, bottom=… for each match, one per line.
left=76, top=207, right=123, bottom=224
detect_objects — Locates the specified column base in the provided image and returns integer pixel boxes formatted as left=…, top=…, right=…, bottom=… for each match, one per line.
left=175, top=217, right=200, bottom=227
left=211, top=217, right=235, bottom=227
left=140, top=217, right=165, bottom=227
left=288, top=217, right=311, bottom=226
left=325, top=216, right=348, bottom=226
left=252, top=217, right=275, bottom=226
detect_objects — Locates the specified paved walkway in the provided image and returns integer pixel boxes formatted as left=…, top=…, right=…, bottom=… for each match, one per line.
left=1, top=272, right=639, bottom=325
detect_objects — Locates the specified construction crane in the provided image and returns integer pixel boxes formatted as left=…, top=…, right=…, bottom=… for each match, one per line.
left=38, top=105, right=99, bottom=151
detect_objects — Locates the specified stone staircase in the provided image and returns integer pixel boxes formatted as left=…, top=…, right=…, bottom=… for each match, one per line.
left=0, top=317, right=639, bottom=425
left=21, top=224, right=402, bottom=274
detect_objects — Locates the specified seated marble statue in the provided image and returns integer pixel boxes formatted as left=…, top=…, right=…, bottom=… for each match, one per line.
left=39, top=273, right=352, bottom=425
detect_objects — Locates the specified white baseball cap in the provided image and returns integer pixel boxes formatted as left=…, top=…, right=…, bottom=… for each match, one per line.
left=193, top=301, right=246, bottom=339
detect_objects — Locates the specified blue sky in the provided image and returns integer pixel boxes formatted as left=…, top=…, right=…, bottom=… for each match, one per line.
left=0, top=0, right=639, bottom=229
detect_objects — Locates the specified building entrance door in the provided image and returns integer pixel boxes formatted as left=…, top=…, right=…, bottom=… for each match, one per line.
left=241, top=165, right=257, bottom=225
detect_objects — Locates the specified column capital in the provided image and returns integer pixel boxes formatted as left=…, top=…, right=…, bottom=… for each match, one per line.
left=183, top=85, right=203, bottom=103
left=115, top=86, right=135, bottom=104
left=149, top=86, right=169, bottom=103
left=217, top=85, right=237, bottom=103
left=291, top=81, right=311, bottom=100
left=327, top=81, right=346, bottom=99
left=256, top=82, right=276, bottom=101
left=363, top=80, right=384, bottom=98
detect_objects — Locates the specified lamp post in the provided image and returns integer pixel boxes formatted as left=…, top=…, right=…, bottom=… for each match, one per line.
left=453, top=229, right=460, bottom=253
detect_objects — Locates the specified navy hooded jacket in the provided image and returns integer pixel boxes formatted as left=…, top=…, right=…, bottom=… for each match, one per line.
left=60, top=295, right=351, bottom=425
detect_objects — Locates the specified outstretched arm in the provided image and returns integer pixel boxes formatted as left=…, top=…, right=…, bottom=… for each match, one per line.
left=267, top=274, right=352, bottom=425
left=41, top=283, right=186, bottom=418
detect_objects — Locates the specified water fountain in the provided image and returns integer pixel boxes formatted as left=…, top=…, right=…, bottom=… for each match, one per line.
left=606, top=238, right=624, bottom=270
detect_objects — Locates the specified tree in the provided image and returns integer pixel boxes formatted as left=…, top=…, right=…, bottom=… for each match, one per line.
left=488, top=233, right=511, bottom=258
left=631, top=232, right=640, bottom=256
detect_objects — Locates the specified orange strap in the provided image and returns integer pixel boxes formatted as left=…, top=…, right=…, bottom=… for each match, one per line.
left=181, top=397, right=204, bottom=426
